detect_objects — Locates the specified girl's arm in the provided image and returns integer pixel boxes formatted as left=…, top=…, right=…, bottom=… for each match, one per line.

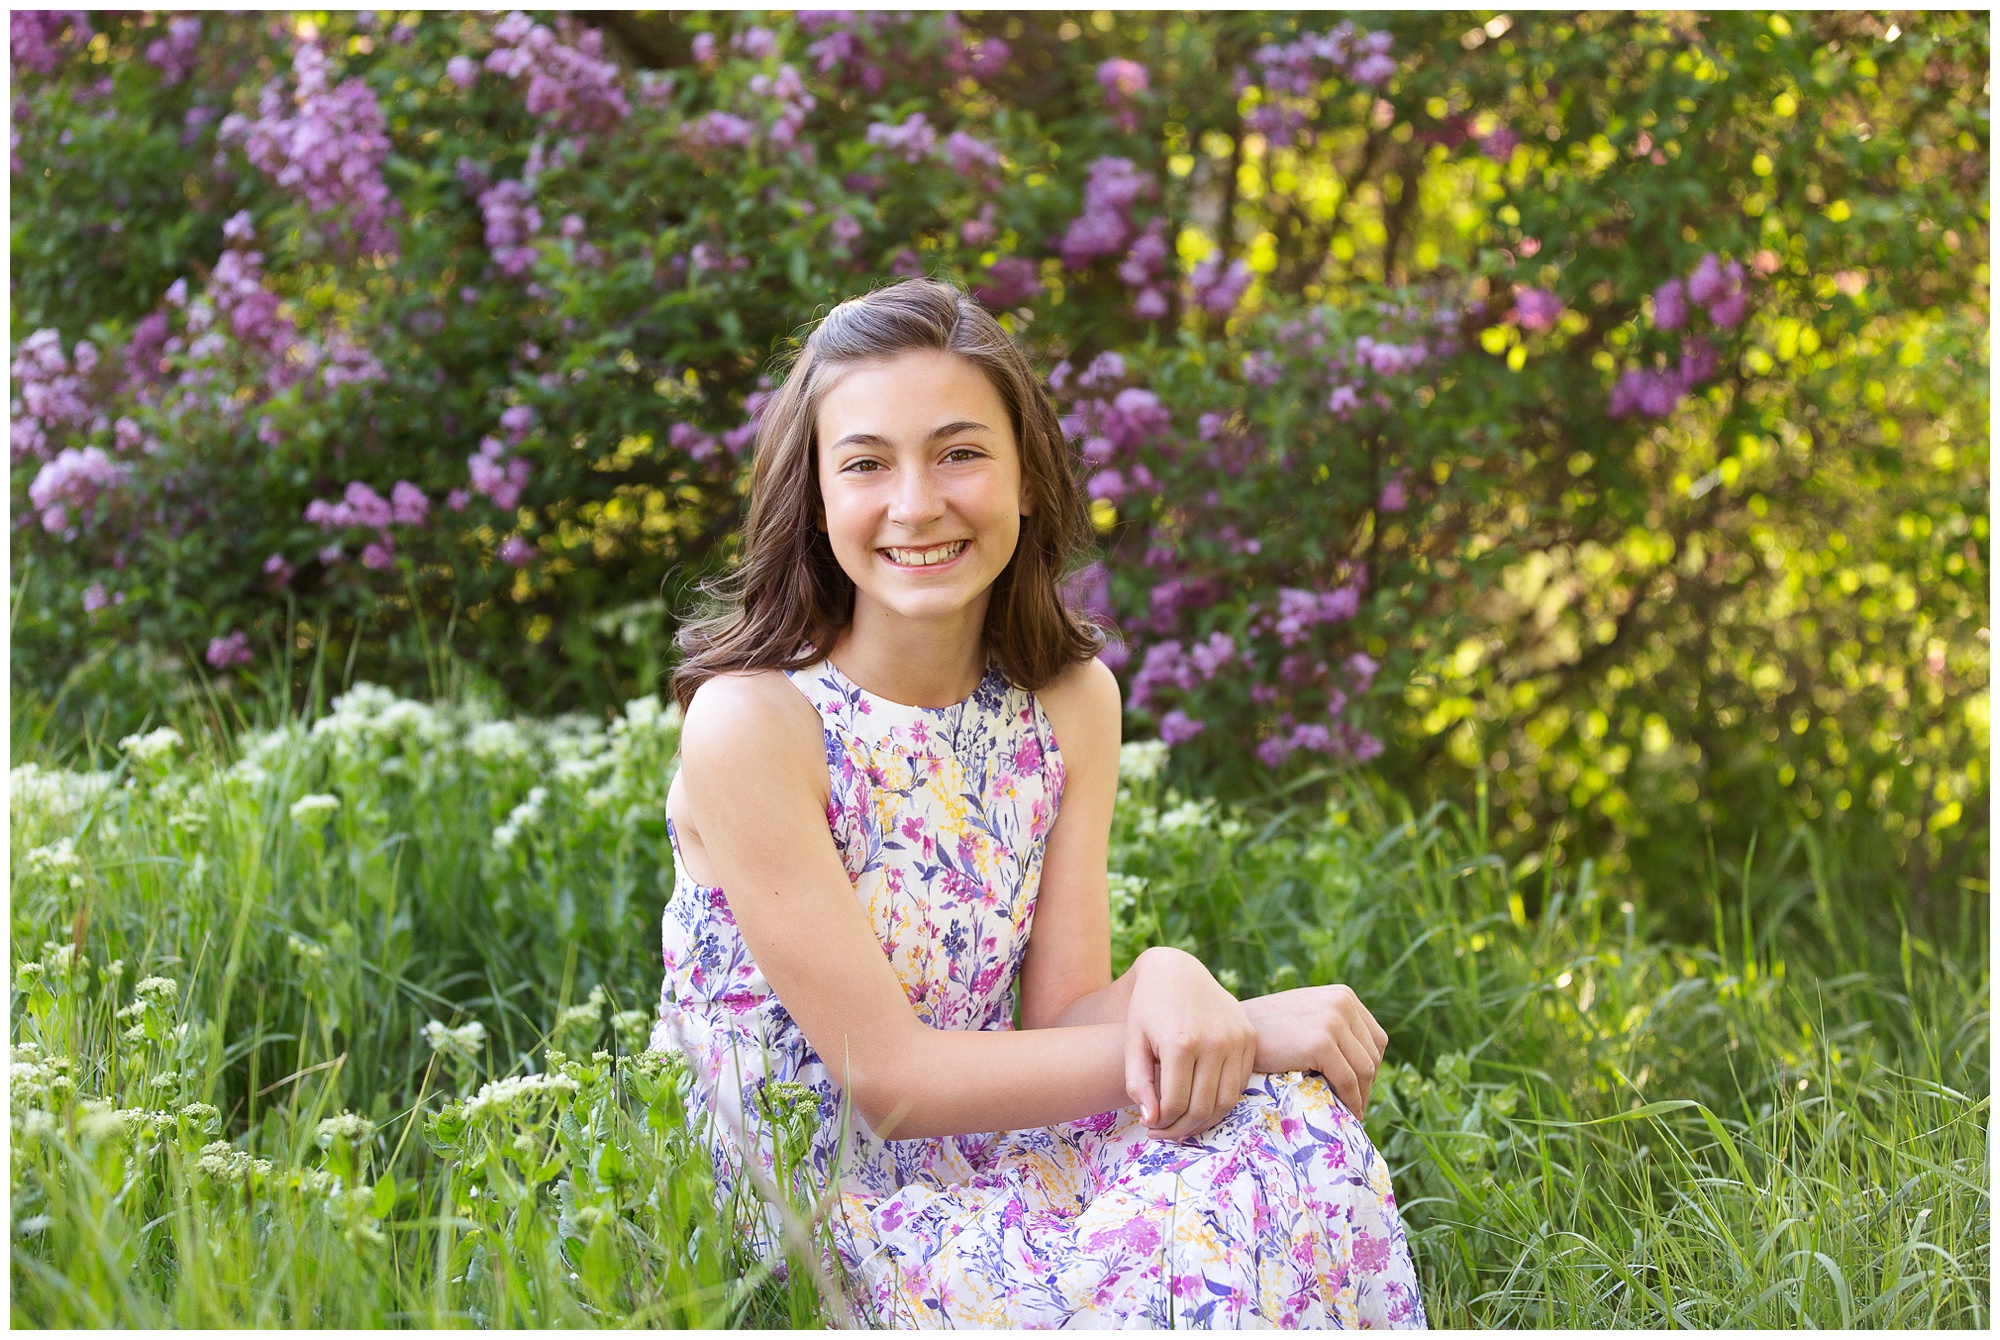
left=1016, top=657, right=1258, bottom=1140
left=679, top=670, right=1132, bottom=1140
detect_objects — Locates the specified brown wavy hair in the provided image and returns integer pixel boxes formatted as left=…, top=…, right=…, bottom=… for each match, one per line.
left=671, top=278, right=1104, bottom=709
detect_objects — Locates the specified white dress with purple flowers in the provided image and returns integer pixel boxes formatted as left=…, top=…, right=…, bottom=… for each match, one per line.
left=653, top=657, right=1427, bottom=1328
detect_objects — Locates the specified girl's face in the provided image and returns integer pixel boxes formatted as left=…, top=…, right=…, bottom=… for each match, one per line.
left=815, top=349, right=1030, bottom=632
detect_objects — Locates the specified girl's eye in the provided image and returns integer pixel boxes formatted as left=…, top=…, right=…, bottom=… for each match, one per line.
left=842, top=458, right=884, bottom=473
left=944, top=447, right=985, bottom=463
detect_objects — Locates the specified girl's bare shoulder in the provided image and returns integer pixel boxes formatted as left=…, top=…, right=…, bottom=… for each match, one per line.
left=1035, top=655, right=1122, bottom=762
left=680, top=669, right=825, bottom=774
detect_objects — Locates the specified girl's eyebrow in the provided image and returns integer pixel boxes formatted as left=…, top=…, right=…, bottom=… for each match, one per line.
left=828, top=421, right=993, bottom=451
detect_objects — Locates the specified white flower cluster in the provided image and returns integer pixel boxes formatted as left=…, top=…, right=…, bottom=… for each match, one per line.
left=462, top=1070, right=581, bottom=1120
left=196, top=1140, right=273, bottom=1184
left=310, top=683, right=454, bottom=766
left=314, top=1111, right=377, bottom=1149
left=289, top=793, right=341, bottom=824
left=24, top=837, right=85, bottom=889
left=10, top=762, right=115, bottom=823
left=492, top=785, right=549, bottom=851
left=226, top=722, right=305, bottom=788
left=1119, top=739, right=1170, bottom=786
left=119, top=726, right=184, bottom=765
left=423, top=1018, right=488, bottom=1060
left=466, top=720, right=532, bottom=767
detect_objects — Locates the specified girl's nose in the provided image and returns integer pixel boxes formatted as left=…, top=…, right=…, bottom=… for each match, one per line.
left=887, top=463, right=945, bottom=528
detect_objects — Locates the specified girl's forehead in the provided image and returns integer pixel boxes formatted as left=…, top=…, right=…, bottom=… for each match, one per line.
left=818, top=352, right=1012, bottom=432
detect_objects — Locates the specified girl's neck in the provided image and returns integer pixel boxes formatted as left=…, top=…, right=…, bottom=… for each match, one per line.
left=829, top=597, right=989, bottom=709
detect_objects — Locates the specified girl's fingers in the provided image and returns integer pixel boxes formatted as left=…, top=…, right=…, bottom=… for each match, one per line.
left=1318, top=1038, right=1363, bottom=1117
left=1124, top=1025, right=1160, bottom=1126
left=1334, top=1017, right=1378, bottom=1114
left=1152, top=1036, right=1193, bottom=1133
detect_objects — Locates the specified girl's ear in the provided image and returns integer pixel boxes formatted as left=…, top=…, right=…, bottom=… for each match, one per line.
left=1019, top=478, right=1036, bottom=518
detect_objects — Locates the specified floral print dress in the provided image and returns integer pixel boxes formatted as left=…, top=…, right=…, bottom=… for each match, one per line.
left=654, top=658, right=1427, bottom=1328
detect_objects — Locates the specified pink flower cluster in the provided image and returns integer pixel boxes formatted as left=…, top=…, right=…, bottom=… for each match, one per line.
left=146, top=16, right=202, bottom=87
left=222, top=43, right=399, bottom=257
left=973, top=257, right=1042, bottom=310
left=1096, top=58, right=1149, bottom=133
left=1057, top=358, right=1173, bottom=505
left=866, top=112, right=937, bottom=164
left=1654, top=252, right=1748, bottom=332
left=1241, top=23, right=1396, bottom=147
left=749, top=64, right=816, bottom=147
left=11, top=11, right=90, bottom=76
left=1608, top=337, right=1721, bottom=419
left=467, top=434, right=532, bottom=510
left=1512, top=287, right=1564, bottom=332
left=483, top=11, right=631, bottom=137
left=687, top=110, right=756, bottom=152
left=206, top=629, right=254, bottom=669
left=1272, top=584, right=1362, bottom=647
left=475, top=176, right=541, bottom=277
left=11, top=328, right=101, bottom=463
left=1118, top=219, right=1173, bottom=319
left=799, top=12, right=890, bottom=94
left=1130, top=631, right=1240, bottom=713
left=305, top=479, right=431, bottom=569
left=944, top=33, right=1010, bottom=80
left=1058, top=156, right=1156, bottom=270
left=1256, top=716, right=1383, bottom=770
left=1189, top=255, right=1254, bottom=317
left=29, top=445, right=127, bottom=537
left=943, top=130, right=1002, bottom=182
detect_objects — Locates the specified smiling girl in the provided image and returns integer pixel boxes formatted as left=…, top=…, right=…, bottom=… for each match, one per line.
left=655, top=279, right=1426, bottom=1328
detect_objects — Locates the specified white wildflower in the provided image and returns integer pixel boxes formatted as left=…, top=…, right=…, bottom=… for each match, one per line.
left=466, top=721, right=531, bottom=766
left=1119, top=739, right=1170, bottom=785
left=178, top=1101, right=221, bottom=1131
left=463, top=1071, right=580, bottom=1120
left=26, top=837, right=80, bottom=872
left=315, top=1111, right=377, bottom=1149
left=10, top=763, right=115, bottom=822
left=134, top=976, right=180, bottom=1006
left=119, top=726, right=184, bottom=765
left=422, top=1019, right=487, bottom=1060
left=196, top=1140, right=271, bottom=1184
left=492, top=785, right=549, bottom=851
left=289, top=793, right=341, bottom=824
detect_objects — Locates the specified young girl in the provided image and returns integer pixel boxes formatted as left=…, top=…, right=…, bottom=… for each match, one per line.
left=654, top=279, right=1427, bottom=1328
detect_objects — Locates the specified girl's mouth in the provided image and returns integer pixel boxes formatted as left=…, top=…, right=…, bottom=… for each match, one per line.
left=880, top=539, right=970, bottom=569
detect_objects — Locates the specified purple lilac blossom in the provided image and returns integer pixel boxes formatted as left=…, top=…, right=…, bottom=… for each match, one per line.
left=866, top=112, right=937, bottom=164
left=478, top=179, right=541, bottom=276
left=498, top=535, right=536, bottom=567
left=1513, top=287, right=1563, bottom=332
left=484, top=11, right=630, bottom=136
left=973, top=257, right=1043, bottom=309
left=29, top=446, right=126, bottom=536
left=1058, top=157, right=1153, bottom=269
left=11, top=12, right=90, bottom=76
left=1158, top=710, right=1204, bottom=746
left=206, top=630, right=254, bottom=669
left=1652, top=277, right=1688, bottom=331
left=1189, top=255, right=1253, bottom=316
left=1477, top=125, right=1521, bottom=161
left=221, top=42, right=399, bottom=257
left=145, top=16, right=202, bottom=86
left=1377, top=471, right=1409, bottom=513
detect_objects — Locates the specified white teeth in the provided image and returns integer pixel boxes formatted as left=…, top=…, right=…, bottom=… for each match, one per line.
left=883, top=540, right=968, bottom=567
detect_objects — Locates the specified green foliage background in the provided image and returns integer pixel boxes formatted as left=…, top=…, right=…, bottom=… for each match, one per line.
left=9, top=13, right=1988, bottom=956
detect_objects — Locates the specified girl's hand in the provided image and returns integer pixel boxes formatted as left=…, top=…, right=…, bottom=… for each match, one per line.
left=1241, top=985, right=1389, bottom=1116
left=1124, top=947, right=1257, bottom=1142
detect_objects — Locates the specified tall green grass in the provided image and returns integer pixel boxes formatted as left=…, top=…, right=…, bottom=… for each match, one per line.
left=9, top=686, right=1989, bottom=1326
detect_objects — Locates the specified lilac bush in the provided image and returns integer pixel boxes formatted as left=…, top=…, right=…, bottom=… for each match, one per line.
left=10, top=11, right=1987, bottom=916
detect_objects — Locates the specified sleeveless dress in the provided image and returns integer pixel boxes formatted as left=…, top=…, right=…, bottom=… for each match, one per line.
left=653, top=658, right=1428, bottom=1328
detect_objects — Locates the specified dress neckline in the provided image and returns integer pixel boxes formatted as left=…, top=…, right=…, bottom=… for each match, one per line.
left=813, top=655, right=1000, bottom=715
